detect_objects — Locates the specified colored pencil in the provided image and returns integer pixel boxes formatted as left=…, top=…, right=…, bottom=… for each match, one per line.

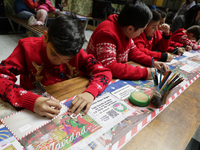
left=160, top=70, right=172, bottom=89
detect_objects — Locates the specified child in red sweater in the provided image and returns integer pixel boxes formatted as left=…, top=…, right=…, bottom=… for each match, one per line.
left=156, top=9, right=186, bottom=55
left=171, top=25, right=200, bottom=50
left=86, top=1, right=169, bottom=81
left=133, top=9, right=174, bottom=61
left=0, top=15, right=112, bottom=118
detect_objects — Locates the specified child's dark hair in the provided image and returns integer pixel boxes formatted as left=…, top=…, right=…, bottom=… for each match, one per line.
left=39, top=0, right=46, bottom=4
left=118, top=0, right=152, bottom=31
left=47, top=15, right=85, bottom=57
left=157, top=9, right=166, bottom=19
left=150, top=9, right=161, bottom=22
left=187, top=25, right=200, bottom=41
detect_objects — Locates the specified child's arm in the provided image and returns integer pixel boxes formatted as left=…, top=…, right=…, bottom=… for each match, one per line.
left=23, top=0, right=39, bottom=10
left=0, top=40, right=61, bottom=118
left=180, top=35, right=200, bottom=50
left=68, top=50, right=112, bottom=116
left=133, top=33, right=168, bottom=62
left=153, top=27, right=172, bottom=53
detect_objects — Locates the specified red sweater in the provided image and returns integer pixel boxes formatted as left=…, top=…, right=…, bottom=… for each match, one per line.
left=155, top=30, right=183, bottom=53
left=133, top=30, right=171, bottom=61
left=86, top=14, right=154, bottom=80
left=0, top=36, right=112, bottom=112
left=171, top=28, right=200, bottom=50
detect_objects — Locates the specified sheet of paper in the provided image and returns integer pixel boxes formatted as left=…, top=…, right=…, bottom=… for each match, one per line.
left=88, top=93, right=136, bottom=130
left=111, top=84, right=137, bottom=100
left=165, top=59, right=178, bottom=65
left=183, top=51, right=196, bottom=57
left=1, top=104, right=68, bottom=140
left=180, top=60, right=200, bottom=72
left=0, top=124, right=24, bottom=149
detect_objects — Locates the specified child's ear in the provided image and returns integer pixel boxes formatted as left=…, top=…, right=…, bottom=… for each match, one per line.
left=127, top=25, right=135, bottom=33
left=43, top=30, right=48, bottom=44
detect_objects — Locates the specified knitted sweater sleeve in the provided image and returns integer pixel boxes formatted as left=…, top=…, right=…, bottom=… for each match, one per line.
left=77, top=49, right=112, bottom=98
left=133, top=35, right=162, bottom=61
left=0, top=40, right=41, bottom=112
left=180, top=35, right=200, bottom=50
left=23, top=0, right=38, bottom=10
left=94, top=34, right=148, bottom=80
left=153, top=31, right=172, bottom=53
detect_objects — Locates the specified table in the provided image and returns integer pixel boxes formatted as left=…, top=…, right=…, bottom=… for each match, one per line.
left=44, top=68, right=200, bottom=150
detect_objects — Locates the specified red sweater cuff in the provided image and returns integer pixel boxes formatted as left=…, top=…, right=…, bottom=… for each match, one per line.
left=21, top=91, right=41, bottom=112
left=83, top=85, right=99, bottom=99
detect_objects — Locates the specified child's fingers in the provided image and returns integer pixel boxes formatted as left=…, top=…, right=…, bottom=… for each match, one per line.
left=69, top=97, right=82, bottom=114
left=48, top=100, right=62, bottom=109
left=83, top=103, right=92, bottom=116
left=73, top=101, right=87, bottom=116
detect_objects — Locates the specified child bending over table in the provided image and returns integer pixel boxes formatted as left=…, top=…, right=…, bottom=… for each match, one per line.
left=0, top=15, right=112, bottom=118
left=86, top=0, right=169, bottom=80
left=171, top=25, right=200, bottom=50
left=133, top=8, right=174, bottom=61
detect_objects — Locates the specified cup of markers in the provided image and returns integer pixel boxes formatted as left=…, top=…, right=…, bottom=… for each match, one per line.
left=150, top=68, right=184, bottom=108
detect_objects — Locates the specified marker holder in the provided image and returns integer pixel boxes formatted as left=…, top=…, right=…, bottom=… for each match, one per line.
left=150, top=86, right=171, bottom=108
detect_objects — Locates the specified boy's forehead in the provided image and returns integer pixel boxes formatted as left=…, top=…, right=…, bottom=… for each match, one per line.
left=148, top=21, right=159, bottom=26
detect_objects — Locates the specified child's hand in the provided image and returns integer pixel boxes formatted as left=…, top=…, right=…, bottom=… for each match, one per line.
left=68, top=92, right=94, bottom=117
left=177, top=47, right=185, bottom=55
left=146, top=68, right=155, bottom=80
left=153, top=61, right=169, bottom=73
left=167, top=53, right=174, bottom=62
left=185, top=45, right=192, bottom=51
left=160, top=23, right=170, bottom=34
left=34, top=97, right=62, bottom=118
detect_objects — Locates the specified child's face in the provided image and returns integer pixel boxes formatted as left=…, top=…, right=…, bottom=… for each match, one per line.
left=124, top=25, right=146, bottom=39
left=145, top=21, right=159, bottom=37
left=46, top=42, right=73, bottom=65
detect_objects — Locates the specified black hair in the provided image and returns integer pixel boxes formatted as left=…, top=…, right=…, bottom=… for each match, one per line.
left=157, top=9, right=167, bottom=19
left=150, top=9, right=161, bottom=22
left=118, top=0, right=152, bottom=31
left=184, top=4, right=200, bottom=29
left=39, top=0, right=46, bottom=4
left=187, top=25, right=200, bottom=41
left=47, top=14, right=85, bottom=57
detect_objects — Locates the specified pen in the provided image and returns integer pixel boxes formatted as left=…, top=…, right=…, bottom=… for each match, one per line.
left=34, top=82, right=52, bottom=100
left=151, top=57, right=154, bottom=67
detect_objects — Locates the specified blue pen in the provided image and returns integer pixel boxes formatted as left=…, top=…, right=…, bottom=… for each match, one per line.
left=151, top=57, right=154, bottom=68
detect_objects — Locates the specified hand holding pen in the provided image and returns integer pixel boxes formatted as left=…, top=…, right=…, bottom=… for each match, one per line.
left=33, top=82, right=62, bottom=118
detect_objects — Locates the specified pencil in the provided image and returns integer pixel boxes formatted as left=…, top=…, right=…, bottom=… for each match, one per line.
left=172, top=48, right=178, bottom=54
left=151, top=72, right=156, bottom=85
left=160, top=70, right=172, bottom=89
left=169, top=78, right=184, bottom=90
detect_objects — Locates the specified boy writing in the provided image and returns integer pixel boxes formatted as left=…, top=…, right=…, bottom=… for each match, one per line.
left=0, top=15, right=112, bottom=118
left=133, top=9, right=174, bottom=60
left=86, top=0, right=169, bottom=80
left=171, top=25, right=200, bottom=50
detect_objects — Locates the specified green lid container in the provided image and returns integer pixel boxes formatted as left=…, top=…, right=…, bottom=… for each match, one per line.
left=129, top=91, right=150, bottom=107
